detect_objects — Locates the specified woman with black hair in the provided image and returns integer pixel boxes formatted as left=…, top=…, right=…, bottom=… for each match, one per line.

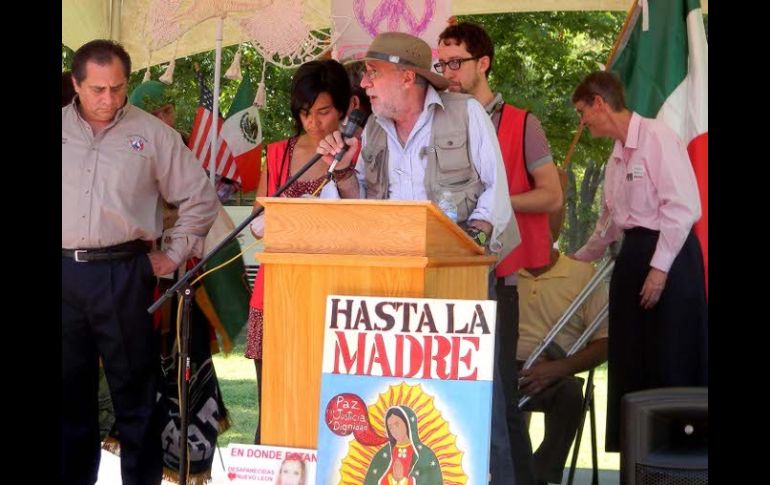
left=244, top=59, right=354, bottom=443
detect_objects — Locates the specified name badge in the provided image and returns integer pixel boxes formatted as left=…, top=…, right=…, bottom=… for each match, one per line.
left=632, top=164, right=645, bottom=179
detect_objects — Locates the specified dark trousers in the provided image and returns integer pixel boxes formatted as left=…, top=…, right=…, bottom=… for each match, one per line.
left=489, top=278, right=535, bottom=485
left=254, top=359, right=262, bottom=444
left=521, top=370, right=585, bottom=484
left=62, top=255, right=164, bottom=485
left=606, top=228, right=708, bottom=451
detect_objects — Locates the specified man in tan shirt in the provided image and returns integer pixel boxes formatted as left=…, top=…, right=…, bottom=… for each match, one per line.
left=62, top=39, right=218, bottom=485
left=517, top=247, right=608, bottom=485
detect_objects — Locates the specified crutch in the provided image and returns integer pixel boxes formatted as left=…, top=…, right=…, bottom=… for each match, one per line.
left=518, top=302, right=609, bottom=408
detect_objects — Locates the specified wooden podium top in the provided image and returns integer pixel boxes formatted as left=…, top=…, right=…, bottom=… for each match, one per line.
left=257, top=198, right=485, bottom=257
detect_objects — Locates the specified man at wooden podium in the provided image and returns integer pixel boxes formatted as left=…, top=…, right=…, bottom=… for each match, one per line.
left=317, top=31, right=521, bottom=484
left=318, top=31, right=518, bottom=258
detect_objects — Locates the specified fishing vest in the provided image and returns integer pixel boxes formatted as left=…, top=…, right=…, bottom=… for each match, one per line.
left=360, top=91, right=519, bottom=261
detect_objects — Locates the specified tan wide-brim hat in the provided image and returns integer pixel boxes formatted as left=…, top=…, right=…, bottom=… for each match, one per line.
left=360, top=32, right=449, bottom=91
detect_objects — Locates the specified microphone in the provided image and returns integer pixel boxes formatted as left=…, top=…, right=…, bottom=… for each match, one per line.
left=327, top=109, right=366, bottom=176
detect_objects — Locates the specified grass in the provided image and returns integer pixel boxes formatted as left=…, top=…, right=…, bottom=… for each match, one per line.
left=212, top=332, right=259, bottom=447
left=212, top=330, right=619, bottom=471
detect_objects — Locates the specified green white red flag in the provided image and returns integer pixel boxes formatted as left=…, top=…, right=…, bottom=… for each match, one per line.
left=610, top=0, right=708, bottom=290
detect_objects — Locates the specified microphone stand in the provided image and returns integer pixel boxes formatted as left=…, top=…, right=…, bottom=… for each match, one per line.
left=148, top=151, right=327, bottom=485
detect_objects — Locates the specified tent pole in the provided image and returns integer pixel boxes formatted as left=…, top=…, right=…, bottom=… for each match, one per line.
left=109, top=0, right=122, bottom=41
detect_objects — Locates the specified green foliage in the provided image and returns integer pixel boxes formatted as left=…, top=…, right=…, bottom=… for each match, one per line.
left=62, top=44, right=74, bottom=71
left=462, top=12, right=620, bottom=165
left=124, top=46, right=296, bottom=142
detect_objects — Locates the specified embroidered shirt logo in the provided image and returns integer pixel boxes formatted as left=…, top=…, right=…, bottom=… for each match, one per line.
left=128, top=135, right=147, bottom=152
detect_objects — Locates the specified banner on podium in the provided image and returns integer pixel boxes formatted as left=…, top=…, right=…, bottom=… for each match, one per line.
left=316, top=295, right=497, bottom=484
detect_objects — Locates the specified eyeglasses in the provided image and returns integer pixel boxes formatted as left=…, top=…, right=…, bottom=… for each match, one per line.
left=363, top=69, right=382, bottom=81
left=433, top=57, right=479, bottom=73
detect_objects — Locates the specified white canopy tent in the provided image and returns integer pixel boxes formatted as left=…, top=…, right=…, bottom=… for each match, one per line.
left=62, top=0, right=707, bottom=72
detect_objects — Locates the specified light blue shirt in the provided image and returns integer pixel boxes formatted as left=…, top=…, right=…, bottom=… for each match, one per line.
left=353, top=85, right=513, bottom=249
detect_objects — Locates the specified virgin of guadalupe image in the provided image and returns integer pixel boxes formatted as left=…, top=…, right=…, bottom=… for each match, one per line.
left=363, top=406, right=443, bottom=484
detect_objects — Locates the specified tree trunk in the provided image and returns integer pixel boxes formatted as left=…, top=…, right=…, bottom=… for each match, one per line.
left=564, top=159, right=605, bottom=253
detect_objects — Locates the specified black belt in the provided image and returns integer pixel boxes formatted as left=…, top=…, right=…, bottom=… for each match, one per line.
left=623, top=226, right=659, bottom=236
left=62, top=240, right=151, bottom=262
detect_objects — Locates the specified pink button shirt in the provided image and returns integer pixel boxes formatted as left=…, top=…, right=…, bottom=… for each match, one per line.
left=575, top=113, right=701, bottom=272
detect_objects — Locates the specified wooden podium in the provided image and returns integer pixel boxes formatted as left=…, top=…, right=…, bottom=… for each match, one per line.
left=256, top=198, right=496, bottom=448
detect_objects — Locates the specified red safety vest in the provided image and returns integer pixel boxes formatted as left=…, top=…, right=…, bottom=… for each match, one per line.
left=495, top=104, right=551, bottom=278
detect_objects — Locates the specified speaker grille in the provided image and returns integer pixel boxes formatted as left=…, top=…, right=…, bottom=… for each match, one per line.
left=636, top=463, right=708, bottom=485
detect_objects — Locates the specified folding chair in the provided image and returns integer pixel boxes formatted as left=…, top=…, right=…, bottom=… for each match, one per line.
left=566, top=367, right=600, bottom=485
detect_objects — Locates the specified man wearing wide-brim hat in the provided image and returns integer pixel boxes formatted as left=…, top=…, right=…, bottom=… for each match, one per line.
left=318, top=31, right=522, bottom=484
left=318, top=31, right=519, bottom=260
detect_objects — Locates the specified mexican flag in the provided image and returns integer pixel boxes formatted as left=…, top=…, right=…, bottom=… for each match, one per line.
left=188, top=71, right=263, bottom=192
left=610, top=0, right=708, bottom=290
left=221, top=71, right=263, bottom=192
left=198, top=207, right=252, bottom=353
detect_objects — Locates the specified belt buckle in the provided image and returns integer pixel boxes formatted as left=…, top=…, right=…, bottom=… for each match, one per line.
left=74, top=249, right=88, bottom=263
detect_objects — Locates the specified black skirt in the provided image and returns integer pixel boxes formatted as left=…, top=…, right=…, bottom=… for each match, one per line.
left=605, top=227, right=708, bottom=452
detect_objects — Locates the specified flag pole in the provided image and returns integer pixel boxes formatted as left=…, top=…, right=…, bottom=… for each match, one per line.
left=559, top=0, right=639, bottom=171
left=210, top=16, right=225, bottom=185
left=606, top=0, right=642, bottom=67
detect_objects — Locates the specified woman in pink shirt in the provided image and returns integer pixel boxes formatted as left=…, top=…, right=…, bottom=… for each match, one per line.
left=571, top=71, right=707, bottom=453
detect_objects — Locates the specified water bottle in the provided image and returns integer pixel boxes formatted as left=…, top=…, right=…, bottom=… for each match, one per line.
left=437, top=191, right=458, bottom=223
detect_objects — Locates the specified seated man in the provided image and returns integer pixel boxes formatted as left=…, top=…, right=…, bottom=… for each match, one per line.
left=517, top=231, right=609, bottom=485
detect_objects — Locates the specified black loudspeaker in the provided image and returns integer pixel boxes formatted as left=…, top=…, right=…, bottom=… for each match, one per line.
left=621, top=387, right=708, bottom=485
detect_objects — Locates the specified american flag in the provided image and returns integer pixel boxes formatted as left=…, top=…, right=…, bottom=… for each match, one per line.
left=187, top=71, right=239, bottom=182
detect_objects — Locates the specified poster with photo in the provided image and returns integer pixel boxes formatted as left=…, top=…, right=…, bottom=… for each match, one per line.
left=225, top=444, right=317, bottom=484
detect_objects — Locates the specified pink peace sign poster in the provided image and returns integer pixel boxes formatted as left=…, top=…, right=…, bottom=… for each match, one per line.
left=332, top=0, right=451, bottom=62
